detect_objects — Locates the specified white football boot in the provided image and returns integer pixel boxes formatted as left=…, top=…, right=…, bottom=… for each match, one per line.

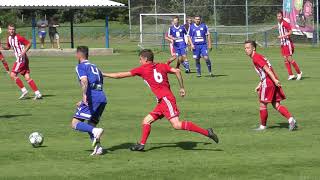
left=254, top=125, right=267, bottom=131
left=90, top=143, right=104, bottom=156
left=18, top=90, right=28, bottom=100
left=33, top=93, right=42, bottom=100
left=296, top=72, right=302, bottom=81
left=288, top=75, right=295, bottom=80
left=92, top=128, right=104, bottom=147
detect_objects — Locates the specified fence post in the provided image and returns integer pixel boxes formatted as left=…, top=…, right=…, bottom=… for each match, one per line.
left=162, top=32, right=166, bottom=51
left=264, top=31, right=268, bottom=48
left=214, top=31, right=218, bottom=49
left=70, top=10, right=74, bottom=49
left=105, top=16, right=109, bottom=48
left=31, top=17, right=36, bottom=49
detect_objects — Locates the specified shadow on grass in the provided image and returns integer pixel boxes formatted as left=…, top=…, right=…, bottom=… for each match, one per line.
left=146, top=141, right=223, bottom=152
left=105, top=142, right=222, bottom=152
left=268, top=123, right=288, bottom=129
left=0, top=114, right=32, bottom=119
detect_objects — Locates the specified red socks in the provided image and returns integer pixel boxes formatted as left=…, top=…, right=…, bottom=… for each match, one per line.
left=259, top=108, right=268, bottom=126
left=27, top=79, right=39, bottom=92
left=181, top=121, right=209, bottom=136
left=15, top=77, right=25, bottom=89
left=1, top=60, right=9, bottom=71
left=291, top=60, right=301, bottom=74
left=284, top=61, right=293, bottom=75
left=277, top=105, right=292, bottom=119
left=140, top=124, right=151, bottom=145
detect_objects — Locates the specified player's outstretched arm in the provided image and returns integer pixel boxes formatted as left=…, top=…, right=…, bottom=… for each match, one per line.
left=170, top=68, right=186, bottom=97
left=207, top=33, right=212, bottom=50
left=102, top=72, right=133, bottom=79
left=263, top=65, right=281, bottom=87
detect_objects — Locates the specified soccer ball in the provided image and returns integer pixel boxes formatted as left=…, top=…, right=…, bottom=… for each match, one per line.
left=29, top=132, right=44, bottom=148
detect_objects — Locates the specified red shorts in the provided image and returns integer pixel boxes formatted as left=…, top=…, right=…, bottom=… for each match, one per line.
left=259, top=83, right=286, bottom=103
left=0, top=52, right=4, bottom=60
left=150, top=96, right=180, bottom=120
left=169, top=43, right=176, bottom=57
left=281, top=43, right=294, bottom=57
left=12, top=60, right=30, bottom=75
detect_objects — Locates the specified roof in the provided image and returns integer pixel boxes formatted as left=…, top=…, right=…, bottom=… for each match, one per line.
left=0, top=0, right=126, bottom=9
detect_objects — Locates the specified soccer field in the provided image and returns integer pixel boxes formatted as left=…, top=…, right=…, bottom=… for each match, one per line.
left=0, top=46, right=320, bottom=180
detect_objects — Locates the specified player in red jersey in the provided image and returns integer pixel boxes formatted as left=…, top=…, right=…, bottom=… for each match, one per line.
left=244, top=40, right=297, bottom=131
left=0, top=50, right=10, bottom=73
left=0, top=24, right=42, bottom=100
left=103, top=49, right=219, bottom=151
left=164, top=31, right=177, bottom=65
left=277, top=11, right=302, bottom=80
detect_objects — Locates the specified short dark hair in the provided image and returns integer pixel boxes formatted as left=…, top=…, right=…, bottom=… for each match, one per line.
left=139, top=49, right=154, bottom=61
left=194, top=15, right=201, bottom=19
left=244, top=40, right=257, bottom=49
left=173, top=16, right=179, bottom=21
left=8, top=23, right=15, bottom=28
left=277, top=11, right=283, bottom=16
left=77, top=46, right=89, bottom=59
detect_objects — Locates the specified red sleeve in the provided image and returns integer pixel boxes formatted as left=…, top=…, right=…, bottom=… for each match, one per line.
left=283, top=21, right=292, bottom=31
left=163, top=63, right=172, bottom=73
left=253, top=55, right=267, bottom=68
left=17, top=34, right=30, bottom=45
left=130, top=66, right=143, bottom=76
left=6, top=39, right=11, bottom=49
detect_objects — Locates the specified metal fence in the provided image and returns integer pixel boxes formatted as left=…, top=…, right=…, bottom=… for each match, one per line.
left=128, top=0, right=320, bottom=48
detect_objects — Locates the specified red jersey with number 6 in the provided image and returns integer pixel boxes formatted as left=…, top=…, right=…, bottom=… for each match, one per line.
left=130, top=63, right=174, bottom=99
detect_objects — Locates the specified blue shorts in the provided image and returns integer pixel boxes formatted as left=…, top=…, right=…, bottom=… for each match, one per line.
left=193, top=44, right=208, bottom=59
left=38, top=31, right=46, bottom=38
left=74, top=102, right=107, bottom=123
left=174, top=47, right=187, bottom=57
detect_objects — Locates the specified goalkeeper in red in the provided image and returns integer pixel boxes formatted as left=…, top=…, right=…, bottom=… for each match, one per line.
left=103, top=49, right=219, bottom=151
left=244, top=40, right=297, bottom=131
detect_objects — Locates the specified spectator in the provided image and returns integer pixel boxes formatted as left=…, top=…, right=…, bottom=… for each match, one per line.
left=37, top=17, right=48, bottom=49
left=49, top=17, right=61, bottom=49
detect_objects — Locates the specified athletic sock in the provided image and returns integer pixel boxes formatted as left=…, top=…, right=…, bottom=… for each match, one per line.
left=259, top=108, right=268, bottom=126
left=291, top=60, right=301, bottom=74
left=88, top=132, right=94, bottom=142
left=195, top=59, right=201, bottom=75
left=277, top=105, right=292, bottom=119
left=1, top=60, right=9, bottom=71
left=27, top=79, right=39, bottom=93
left=140, top=124, right=151, bottom=145
left=75, top=122, right=94, bottom=133
left=284, top=60, right=293, bottom=75
left=182, top=60, right=190, bottom=71
left=15, top=77, right=25, bottom=90
left=205, top=59, right=212, bottom=73
left=181, top=121, right=209, bottom=136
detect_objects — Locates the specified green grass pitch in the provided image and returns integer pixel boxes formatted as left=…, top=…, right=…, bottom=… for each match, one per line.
left=0, top=46, right=319, bottom=180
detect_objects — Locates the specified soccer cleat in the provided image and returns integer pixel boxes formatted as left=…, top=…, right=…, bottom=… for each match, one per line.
left=209, top=73, right=214, bottom=77
left=33, top=93, right=42, bottom=100
left=288, top=75, right=295, bottom=80
left=18, top=91, right=28, bottom=100
left=92, top=128, right=104, bottom=147
left=296, top=72, right=302, bottom=81
left=185, top=69, right=191, bottom=73
left=130, top=143, right=145, bottom=151
left=90, top=143, right=104, bottom=156
left=207, top=128, right=219, bottom=143
left=254, top=126, right=267, bottom=131
left=288, top=117, right=297, bottom=131
left=197, top=74, right=202, bottom=77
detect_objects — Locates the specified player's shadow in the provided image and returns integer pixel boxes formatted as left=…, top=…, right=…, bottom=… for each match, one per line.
left=42, top=94, right=56, bottom=98
left=107, top=143, right=133, bottom=152
left=268, top=123, right=288, bottom=129
left=146, top=141, right=223, bottom=152
left=0, top=114, right=32, bottom=119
